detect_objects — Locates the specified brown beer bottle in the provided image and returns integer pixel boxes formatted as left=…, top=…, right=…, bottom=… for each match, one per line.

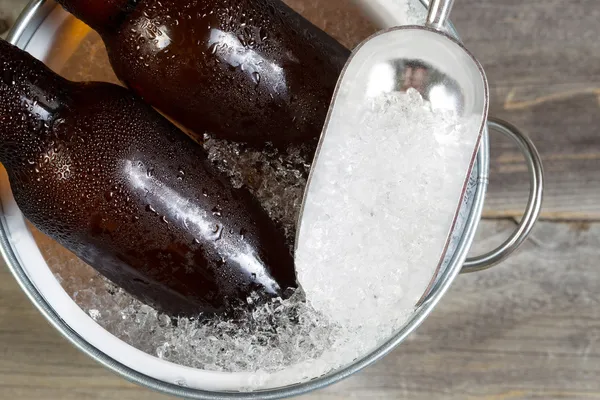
left=55, top=0, right=350, bottom=144
left=0, top=40, right=297, bottom=317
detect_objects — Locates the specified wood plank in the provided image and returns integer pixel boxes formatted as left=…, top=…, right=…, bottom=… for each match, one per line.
left=450, top=0, right=600, bottom=220
left=2, top=220, right=600, bottom=399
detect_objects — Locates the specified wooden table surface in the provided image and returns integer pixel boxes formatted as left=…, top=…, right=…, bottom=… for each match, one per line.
left=1, top=0, right=599, bottom=399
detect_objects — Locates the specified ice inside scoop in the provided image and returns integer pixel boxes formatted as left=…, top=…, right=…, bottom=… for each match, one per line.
left=295, top=27, right=488, bottom=330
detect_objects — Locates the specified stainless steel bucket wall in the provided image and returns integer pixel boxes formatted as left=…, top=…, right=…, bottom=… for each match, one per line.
left=0, top=0, right=542, bottom=398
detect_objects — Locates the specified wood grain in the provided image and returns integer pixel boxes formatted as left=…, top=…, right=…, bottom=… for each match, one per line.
left=450, top=0, right=600, bottom=220
left=2, top=221, right=600, bottom=399
left=2, top=0, right=600, bottom=399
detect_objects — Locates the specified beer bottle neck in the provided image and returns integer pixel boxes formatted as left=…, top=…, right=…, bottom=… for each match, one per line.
left=0, top=40, right=69, bottom=166
left=56, top=0, right=136, bottom=34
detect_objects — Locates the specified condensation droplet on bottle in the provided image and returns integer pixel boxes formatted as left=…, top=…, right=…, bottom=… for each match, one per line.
left=177, top=167, right=185, bottom=180
left=212, top=224, right=223, bottom=241
left=259, top=27, right=268, bottom=41
left=251, top=71, right=261, bottom=87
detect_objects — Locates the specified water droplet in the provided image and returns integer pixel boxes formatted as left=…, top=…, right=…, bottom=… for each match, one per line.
left=211, top=206, right=222, bottom=217
left=147, top=167, right=155, bottom=177
left=237, top=33, right=247, bottom=47
left=146, top=204, right=157, bottom=214
left=212, top=224, right=223, bottom=240
left=177, top=167, right=185, bottom=180
left=251, top=71, right=261, bottom=87
left=259, top=27, right=268, bottom=41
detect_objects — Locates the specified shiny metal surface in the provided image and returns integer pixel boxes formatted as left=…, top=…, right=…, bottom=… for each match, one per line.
left=5, top=0, right=53, bottom=48
left=463, top=118, right=544, bottom=272
left=426, top=0, right=455, bottom=30
left=0, top=0, right=509, bottom=399
left=336, top=5, right=488, bottom=135
left=349, top=27, right=487, bottom=120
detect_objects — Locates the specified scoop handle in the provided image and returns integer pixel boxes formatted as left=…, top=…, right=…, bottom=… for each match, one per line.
left=425, top=0, right=455, bottom=30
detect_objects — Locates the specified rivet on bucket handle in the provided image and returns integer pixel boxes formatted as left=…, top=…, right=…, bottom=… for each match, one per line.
left=461, top=117, right=544, bottom=273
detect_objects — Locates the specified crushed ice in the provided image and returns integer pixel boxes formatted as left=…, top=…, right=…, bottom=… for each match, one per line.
left=84, top=284, right=339, bottom=372
left=75, top=89, right=476, bottom=383
left=203, top=138, right=316, bottom=244
left=295, top=89, right=476, bottom=333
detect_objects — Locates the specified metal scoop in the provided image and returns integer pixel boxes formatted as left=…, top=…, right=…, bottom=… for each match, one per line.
left=297, top=0, right=489, bottom=233
left=294, top=0, right=489, bottom=317
left=297, top=0, right=489, bottom=231
left=336, top=0, right=489, bottom=136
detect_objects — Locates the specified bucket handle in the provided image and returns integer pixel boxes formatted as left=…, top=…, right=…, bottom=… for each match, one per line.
left=462, top=117, right=544, bottom=273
